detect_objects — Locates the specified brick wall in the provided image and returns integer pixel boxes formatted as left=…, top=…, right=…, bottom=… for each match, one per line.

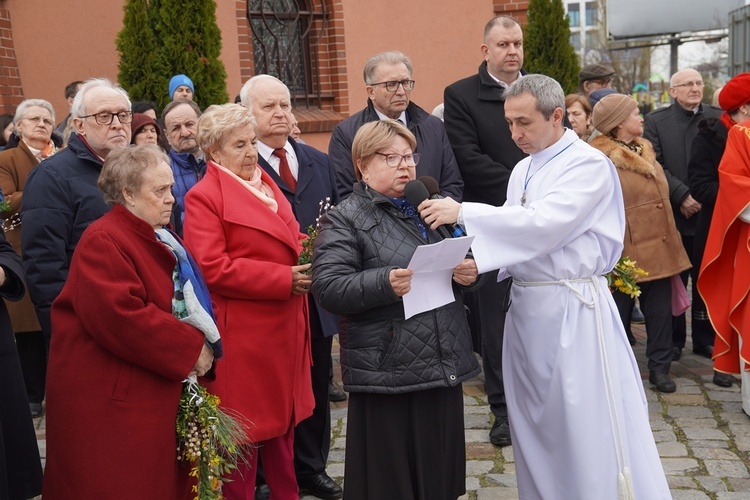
left=494, top=0, right=530, bottom=25
left=0, top=7, right=23, bottom=114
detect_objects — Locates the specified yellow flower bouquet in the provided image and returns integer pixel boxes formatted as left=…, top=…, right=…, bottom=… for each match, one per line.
left=606, top=257, right=648, bottom=298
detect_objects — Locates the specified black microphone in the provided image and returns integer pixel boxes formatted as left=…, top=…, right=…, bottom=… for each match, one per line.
left=417, top=176, right=466, bottom=237
left=403, top=179, right=462, bottom=239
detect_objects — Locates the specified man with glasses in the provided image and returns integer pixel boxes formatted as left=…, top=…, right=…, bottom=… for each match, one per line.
left=328, top=51, right=462, bottom=200
left=578, top=63, right=616, bottom=98
left=21, top=78, right=132, bottom=346
left=644, top=68, right=721, bottom=361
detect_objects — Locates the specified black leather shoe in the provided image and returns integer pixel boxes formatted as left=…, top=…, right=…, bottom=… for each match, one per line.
left=297, top=472, right=343, bottom=500
left=713, top=371, right=734, bottom=388
left=649, top=371, right=676, bottom=393
left=693, top=344, right=714, bottom=359
left=29, top=402, right=43, bottom=419
left=489, top=416, right=512, bottom=447
left=328, top=382, right=347, bottom=402
left=672, top=347, right=682, bottom=361
left=254, top=484, right=270, bottom=500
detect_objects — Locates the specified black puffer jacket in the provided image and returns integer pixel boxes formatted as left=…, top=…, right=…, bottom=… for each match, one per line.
left=311, top=183, right=480, bottom=394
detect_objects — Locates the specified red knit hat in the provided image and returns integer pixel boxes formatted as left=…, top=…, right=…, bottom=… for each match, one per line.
left=130, top=113, right=161, bottom=144
left=718, top=73, right=750, bottom=113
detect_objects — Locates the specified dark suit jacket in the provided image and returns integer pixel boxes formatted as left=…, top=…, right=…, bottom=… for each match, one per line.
left=643, top=102, right=721, bottom=235
left=258, top=138, right=340, bottom=338
left=443, top=62, right=527, bottom=205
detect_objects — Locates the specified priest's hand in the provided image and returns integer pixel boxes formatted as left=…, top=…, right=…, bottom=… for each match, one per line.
left=418, top=197, right=461, bottom=230
left=453, top=259, right=478, bottom=286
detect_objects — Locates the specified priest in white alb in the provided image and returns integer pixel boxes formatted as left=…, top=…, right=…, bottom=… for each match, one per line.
left=419, top=74, right=670, bottom=500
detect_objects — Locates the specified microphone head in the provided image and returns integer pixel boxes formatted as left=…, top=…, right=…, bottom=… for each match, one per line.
left=404, top=179, right=430, bottom=208
left=418, top=176, right=440, bottom=197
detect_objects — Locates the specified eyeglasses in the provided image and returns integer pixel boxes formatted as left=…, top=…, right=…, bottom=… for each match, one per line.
left=369, top=80, right=415, bottom=92
left=672, top=81, right=704, bottom=89
left=375, top=152, right=420, bottom=167
left=23, top=116, right=54, bottom=127
left=80, top=111, right=133, bottom=125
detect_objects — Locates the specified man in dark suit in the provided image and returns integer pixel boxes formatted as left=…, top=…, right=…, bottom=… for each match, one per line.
left=643, top=68, right=721, bottom=361
left=442, top=15, right=526, bottom=447
left=241, top=74, right=342, bottom=500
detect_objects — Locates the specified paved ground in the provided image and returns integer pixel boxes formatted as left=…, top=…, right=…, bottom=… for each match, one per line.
left=34, top=323, right=750, bottom=499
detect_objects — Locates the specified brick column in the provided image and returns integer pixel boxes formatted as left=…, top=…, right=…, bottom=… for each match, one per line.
left=0, top=7, right=23, bottom=113
left=494, top=0, right=530, bottom=25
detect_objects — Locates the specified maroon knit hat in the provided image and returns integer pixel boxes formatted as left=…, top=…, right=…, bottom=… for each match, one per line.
left=130, top=113, right=161, bottom=144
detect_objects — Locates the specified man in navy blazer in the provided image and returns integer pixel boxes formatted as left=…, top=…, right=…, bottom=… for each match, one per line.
left=241, top=74, right=342, bottom=500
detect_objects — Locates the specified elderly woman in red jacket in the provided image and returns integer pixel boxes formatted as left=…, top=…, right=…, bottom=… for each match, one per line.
left=43, top=145, right=214, bottom=499
left=183, top=103, right=314, bottom=500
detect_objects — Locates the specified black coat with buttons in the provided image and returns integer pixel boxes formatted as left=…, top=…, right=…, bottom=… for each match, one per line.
left=311, top=182, right=480, bottom=393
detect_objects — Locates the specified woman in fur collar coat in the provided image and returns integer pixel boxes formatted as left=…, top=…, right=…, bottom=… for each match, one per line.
left=591, top=94, right=691, bottom=393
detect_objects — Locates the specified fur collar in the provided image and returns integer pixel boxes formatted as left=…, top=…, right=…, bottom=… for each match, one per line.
left=590, top=135, right=657, bottom=178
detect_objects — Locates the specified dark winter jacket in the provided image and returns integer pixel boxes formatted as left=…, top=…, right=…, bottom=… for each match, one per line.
left=328, top=99, right=463, bottom=201
left=443, top=61, right=527, bottom=205
left=21, top=133, right=109, bottom=340
left=311, top=182, right=480, bottom=394
left=643, top=102, right=721, bottom=235
left=688, top=117, right=728, bottom=270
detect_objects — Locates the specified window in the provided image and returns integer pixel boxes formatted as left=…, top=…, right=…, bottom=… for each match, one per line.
left=247, top=0, right=328, bottom=106
left=585, top=2, right=598, bottom=26
left=568, top=3, right=580, bottom=27
left=571, top=32, right=581, bottom=51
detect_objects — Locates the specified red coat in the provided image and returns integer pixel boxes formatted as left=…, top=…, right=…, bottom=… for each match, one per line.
left=43, top=204, right=205, bottom=499
left=698, top=122, right=750, bottom=374
left=184, top=162, right=313, bottom=442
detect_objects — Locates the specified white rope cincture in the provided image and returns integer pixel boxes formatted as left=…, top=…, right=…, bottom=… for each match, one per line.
left=513, top=277, right=636, bottom=500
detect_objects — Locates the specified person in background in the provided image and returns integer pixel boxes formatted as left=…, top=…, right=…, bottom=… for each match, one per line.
left=43, top=145, right=213, bottom=498
left=442, top=14, right=526, bottom=447
left=698, top=116, right=750, bottom=417
left=21, top=78, right=132, bottom=350
left=132, top=101, right=159, bottom=120
left=130, top=113, right=162, bottom=147
left=418, top=74, right=670, bottom=500
left=312, top=120, right=480, bottom=499
left=0, top=115, right=14, bottom=150
left=689, top=73, right=750, bottom=389
left=184, top=103, right=314, bottom=499
left=169, top=74, right=194, bottom=102
left=53, top=80, right=83, bottom=138
left=565, top=94, right=593, bottom=142
left=161, top=99, right=205, bottom=236
left=590, top=93, right=691, bottom=392
left=328, top=51, right=463, bottom=200
left=644, top=68, right=722, bottom=361
left=0, top=99, right=59, bottom=418
left=289, top=112, right=304, bottom=143
left=578, top=63, right=616, bottom=98
left=241, top=75, right=342, bottom=500
left=0, top=227, right=43, bottom=500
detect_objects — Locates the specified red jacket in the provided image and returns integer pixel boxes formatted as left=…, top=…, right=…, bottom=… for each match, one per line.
left=184, top=162, right=313, bottom=442
left=698, top=122, right=750, bottom=374
left=44, top=204, right=205, bottom=499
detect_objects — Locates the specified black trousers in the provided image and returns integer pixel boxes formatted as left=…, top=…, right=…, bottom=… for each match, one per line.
left=672, top=234, right=715, bottom=349
left=464, top=274, right=509, bottom=418
left=13, top=331, right=47, bottom=404
left=614, top=278, right=673, bottom=373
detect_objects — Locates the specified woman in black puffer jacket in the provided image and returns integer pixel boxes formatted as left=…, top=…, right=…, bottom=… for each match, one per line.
left=312, top=120, right=480, bottom=500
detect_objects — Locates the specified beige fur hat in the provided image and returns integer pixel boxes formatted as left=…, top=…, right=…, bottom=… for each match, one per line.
left=592, top=94, right=638, bottom=135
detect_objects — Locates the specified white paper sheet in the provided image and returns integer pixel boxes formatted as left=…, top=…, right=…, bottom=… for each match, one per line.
left=403, top=235, right=475, bottom=320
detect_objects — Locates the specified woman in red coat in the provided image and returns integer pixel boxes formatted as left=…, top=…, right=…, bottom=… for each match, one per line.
left=43, top=145, right=214, bottom=499
left=184, top=103, right=314, bottom=499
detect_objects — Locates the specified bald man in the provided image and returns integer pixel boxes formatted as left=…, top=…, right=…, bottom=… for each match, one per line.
left=643, top=68, right=721, bottom=361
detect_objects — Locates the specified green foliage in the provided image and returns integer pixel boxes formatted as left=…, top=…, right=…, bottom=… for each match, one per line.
left=116, top=0, right=229, bottom=111
left=524, top=0, right=581, bottom=94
